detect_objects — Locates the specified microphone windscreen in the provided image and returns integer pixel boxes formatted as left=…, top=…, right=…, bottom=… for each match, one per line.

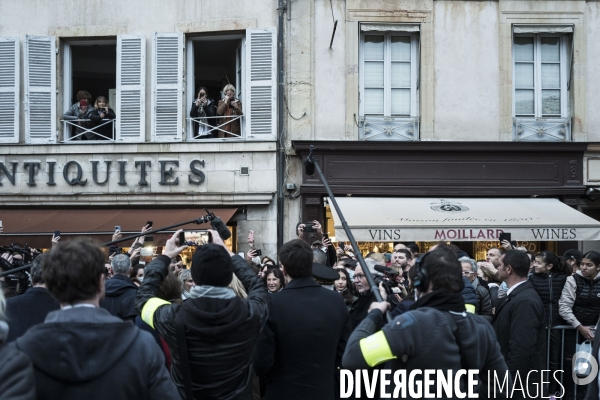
left=304, top=158, right=316, bottom=176
left=210, top=216, right=232, bottom=240
left=374, top=264, right=398, bottom=275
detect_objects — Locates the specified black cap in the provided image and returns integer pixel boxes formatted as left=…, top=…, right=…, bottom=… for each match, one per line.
left=191, top=244, right=233, bottom=287
left=564, top=249, right=583, bottom=263
left=312, top=263, right=339, bottom=284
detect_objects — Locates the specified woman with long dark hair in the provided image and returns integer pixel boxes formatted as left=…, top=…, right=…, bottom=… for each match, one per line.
left=333, top=267, right=356, bottom=310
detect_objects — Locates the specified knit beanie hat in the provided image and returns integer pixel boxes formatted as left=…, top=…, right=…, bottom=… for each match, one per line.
left=191, top=244, right=233, bottom=287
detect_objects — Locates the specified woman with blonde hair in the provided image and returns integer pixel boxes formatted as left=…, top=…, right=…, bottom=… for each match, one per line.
left=216, top=84, right=243, bottom=138
left=90, top=96, right=116, bottom=140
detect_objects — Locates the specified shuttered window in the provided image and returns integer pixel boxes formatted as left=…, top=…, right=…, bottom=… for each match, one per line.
left=25, top=35, right=56, bottom=143
left=152, top=32, right=183, bottom=141
left=117, top=34, right=146, bottom=141
left=0, top=37, right=19, bottom=143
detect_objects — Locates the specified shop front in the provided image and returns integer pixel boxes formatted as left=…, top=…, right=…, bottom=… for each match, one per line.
left=0, top=143, right=277, bottom=257
left=292, top=141, right=591, bottom=258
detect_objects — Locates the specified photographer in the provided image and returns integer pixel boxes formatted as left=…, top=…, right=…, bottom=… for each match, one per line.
left=135, top=229, right=268, bottom=399
left=190, top=86, right=217, bottom=138
left=216, top=84, right=243, bottom=138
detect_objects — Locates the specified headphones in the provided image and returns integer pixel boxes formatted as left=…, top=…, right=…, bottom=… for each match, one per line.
left=413, top=252, right=430, bottom=291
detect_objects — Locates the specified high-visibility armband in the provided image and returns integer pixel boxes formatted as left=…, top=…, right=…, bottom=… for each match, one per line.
left=359, top=330, right=397, bottom=367
left=141, top=297, right=170, bottom=329
left=465, top=304, right=476, bottom=314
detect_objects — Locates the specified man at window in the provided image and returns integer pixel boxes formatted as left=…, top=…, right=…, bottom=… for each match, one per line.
left=217, top=84, right=243, bottom=138
left=63, top=90, right=94, bottom=140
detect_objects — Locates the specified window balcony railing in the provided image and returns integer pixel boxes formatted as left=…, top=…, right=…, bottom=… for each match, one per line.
left=187, top=115, right=245, bottom=140
left=61, top=119, right=116, bottom=142
left=359, top=116, right=419, bottom=141
left=513, top=117, right=571, bottom=142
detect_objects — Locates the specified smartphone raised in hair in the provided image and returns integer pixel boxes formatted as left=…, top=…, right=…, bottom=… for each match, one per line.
left=115, top=225, right=121, bottom=231
left=498, top=232, right=511, bottom=244
left=338, top=241, right=345, bottom=250
left=146, top=221, right=153, bottom=227
left=54, top=230, right=60, bottom=237
left=178, top=231, right=186, bottom=246
left=304, top=222, right=315, bottom=233
left=255, top=249, right=262, bottom=256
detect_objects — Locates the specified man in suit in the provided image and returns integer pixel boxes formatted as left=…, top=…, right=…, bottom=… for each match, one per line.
left=6, top=254, right=60, bottom=342
left=253, top=239, right=351, bottom=400
left=492, top=249, right=545, bottom=398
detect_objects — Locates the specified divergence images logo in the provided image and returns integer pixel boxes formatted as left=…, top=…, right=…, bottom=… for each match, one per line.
left=430, top=200, right=469, bottom=214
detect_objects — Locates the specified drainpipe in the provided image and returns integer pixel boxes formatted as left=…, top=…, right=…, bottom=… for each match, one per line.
left=276, top=0, right=286, bottom=250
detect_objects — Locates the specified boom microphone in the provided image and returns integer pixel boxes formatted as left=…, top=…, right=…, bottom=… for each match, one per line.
left=374, top=264, right=399, bottom=276
left=210, top=216, right=232, bottom=241
left=304, top=145, right=316, bottom=176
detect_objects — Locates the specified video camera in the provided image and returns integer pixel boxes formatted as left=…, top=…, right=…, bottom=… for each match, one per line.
left=373, top=264, right=404, bottom=302
left=0, top=244, right=33, bottom=294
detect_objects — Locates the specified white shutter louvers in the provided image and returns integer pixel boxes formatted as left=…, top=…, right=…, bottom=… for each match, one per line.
left=152, top=33, right=183, bottom=141
left=0, top=37, right=19, bottom=143
left=25, top=35, right=55, bottom=143
left=246, top=28, right=276, bottom=140
left=117, top=34, right=146, bottom=141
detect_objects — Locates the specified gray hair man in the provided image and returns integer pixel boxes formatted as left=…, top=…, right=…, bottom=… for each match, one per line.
left=458, top=257, right=493, bottom=322
left=100, top=254, right=138, bottom=321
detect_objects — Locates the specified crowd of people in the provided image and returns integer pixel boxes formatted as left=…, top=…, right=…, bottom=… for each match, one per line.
left=189, top=84, right=243, bottom=138
left=1, top=219, right=600, bottom=399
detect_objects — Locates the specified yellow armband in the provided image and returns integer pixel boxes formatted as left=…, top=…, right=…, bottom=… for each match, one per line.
left=359, top=331, right=397, bottom=367
left=141, top=297, right=170, bottom=329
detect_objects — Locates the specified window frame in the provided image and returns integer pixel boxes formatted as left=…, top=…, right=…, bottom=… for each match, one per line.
left=512, top=33, right=569, bottom=119
left=359, top=31, right=419, bottom=119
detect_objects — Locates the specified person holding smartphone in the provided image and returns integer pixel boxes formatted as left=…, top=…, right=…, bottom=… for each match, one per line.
left=190, top=86, right=217, bottom=139
left=216, top=84, right=243, bottom=138
left=90, top=96, right=116, bottom=140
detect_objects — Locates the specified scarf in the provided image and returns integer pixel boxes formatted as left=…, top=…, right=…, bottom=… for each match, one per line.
left=409, top=290, right=466, bottom=313
left=190, top=285, right=236, bottom=300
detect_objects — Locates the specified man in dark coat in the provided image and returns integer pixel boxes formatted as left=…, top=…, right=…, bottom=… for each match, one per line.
left=136, top=229, right=269, bottom=400
left=6, top=254, right=60, bottom=342
left=100, top=253, right=138, bottom=321
left=492, top=250, right=545, bottom=399
left=253, top=239, right=351, bottom=400
left=13, top=238, right=178, bottom=400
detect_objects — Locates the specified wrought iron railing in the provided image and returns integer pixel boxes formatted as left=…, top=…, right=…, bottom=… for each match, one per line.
left=61, top=119, right=115, bottom=142
left=187, top=115, right=244, bottom=140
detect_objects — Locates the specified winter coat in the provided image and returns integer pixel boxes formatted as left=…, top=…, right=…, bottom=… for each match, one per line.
left=13, top=307, right=179, bottom=400
left=559, top=271, right=600, bottom=328
left=461, top=276, right=477, bottom=310
left=189, top=98, right=217, bottom=137
left=6, top=287, right=60, bottom=342
left=472, top=278, right=493, bottom=322
left=100, top=274, right=138, bottom=321
left=216, top=98, right=243, bottom=137
left=135, top=254, right=269, bottom=400
left=62, top=103, right=94, bottom=139
left=0, top=341, right=36, bottom=400
left=89, top=107, right=116, bottom=140
left=529, top=272, right=567, bottom=327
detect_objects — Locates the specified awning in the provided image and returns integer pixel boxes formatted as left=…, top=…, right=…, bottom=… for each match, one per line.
left=329, top=198, right=600, bottom=242
left=0, top=208, right=238, bottom=248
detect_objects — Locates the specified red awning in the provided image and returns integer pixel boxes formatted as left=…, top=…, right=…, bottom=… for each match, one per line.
left=0, top=208, right=238, bottom=248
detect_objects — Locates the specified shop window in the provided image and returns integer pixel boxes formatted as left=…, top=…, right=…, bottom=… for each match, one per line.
left=186, top=29, right=276, bottom=141
left=512, top=25, right=573, bottom=141
left=62, top=39, right=117, bottom=141
left=358, top=24, right=420, bottom=141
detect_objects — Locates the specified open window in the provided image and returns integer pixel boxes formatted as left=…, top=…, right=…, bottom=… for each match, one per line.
left=186, top=28, right=276, bottom=141
left=358, top=24, right=420, bottom=141
left=62, top=39, right=117, bottom=142
left=512, top=25, right=573, bottom=141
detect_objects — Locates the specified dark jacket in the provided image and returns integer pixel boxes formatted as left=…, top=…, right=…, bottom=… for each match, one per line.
left=253, top=276, right=351, bottom=400
left=100, top=274, right=138, bottom=321
left=13, top=307, right=179, bottom=400
left=529, top=272, right=568, bottom=327
left=0, top=340, right=36, bottom=400
left=461, top=276, right=477, bottom=307
left=472, top=278, right=493, bottom=322
left=492, top=280, right=545, bottom=390
left=349, top=290, right=377, bottom=329
left=342, top=291, right=510, bottom=399
left=89, top=107, right=116, bottom=140
left=189, top=99, right=217, bottom=137
left=6, top=287, right=60, bottom=342
left=135, top=254, right=269, bottom=400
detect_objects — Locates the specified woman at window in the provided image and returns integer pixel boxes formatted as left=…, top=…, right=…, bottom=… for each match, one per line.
left=262, top=267, right=284, bottom=294
left=63, top=90, right=94, bottom=140
left=217, top=84, right=243, bottom=138
left=90, top=96, right=116, bottom=140
left=190, top=87, right=217, bottom=139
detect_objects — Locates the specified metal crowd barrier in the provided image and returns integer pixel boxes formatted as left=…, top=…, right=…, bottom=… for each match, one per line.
left=61, top=119, right=115, bottom=141
left=545, top=325, right=596, bottom=400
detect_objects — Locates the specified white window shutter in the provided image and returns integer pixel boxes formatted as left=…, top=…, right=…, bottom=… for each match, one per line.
left=117, top=34, right=146, bottom=142
left=0, top=37, right=19, bottom=143
left=245, top=28, right=276, bottom=140
left=152, top=32, right=183, bottom=142
left=25, top=35, right=55, bottom=143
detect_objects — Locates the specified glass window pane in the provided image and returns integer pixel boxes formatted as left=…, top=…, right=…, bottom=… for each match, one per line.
left=391, top=89, right=411, bottom=115
left=542, top=90, right=561, bottom=114
left=364, top=62, right=384, bottom=87
left=364, top=89, right=384, bottom=114
left=391, top=36, right=411, bottom=61
left=515, top=90, right=534, bottom=115
left=542, top=64, right=560, bottom=88
left=541, top=37, right=560, bottom=62
left=514, top=37, right=534, bottom=62
left=391, top=62, right=411, bottom=87
left=515, top=63, right=534, bottom=88
left=364, top=35, right=384, bottom=60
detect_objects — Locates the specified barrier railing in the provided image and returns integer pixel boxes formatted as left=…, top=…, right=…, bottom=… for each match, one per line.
left=187, top=115, right=244, bottom=140
left=61, top=119, right=115, bottom=142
